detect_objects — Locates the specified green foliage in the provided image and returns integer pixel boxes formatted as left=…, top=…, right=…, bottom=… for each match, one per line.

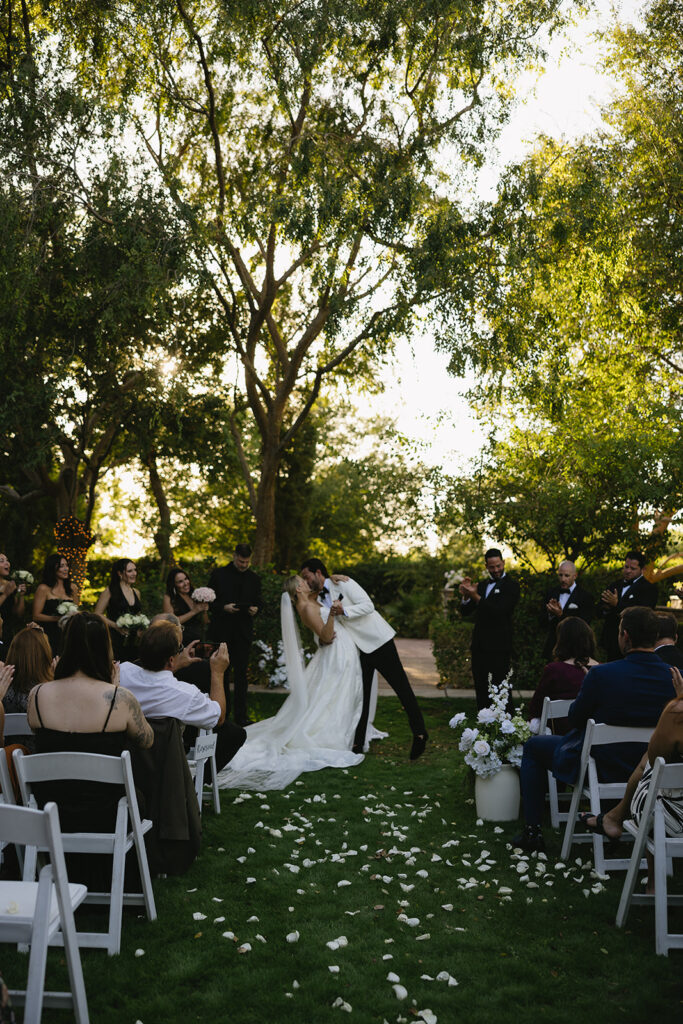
left=428, top=615, right=472, bottom=689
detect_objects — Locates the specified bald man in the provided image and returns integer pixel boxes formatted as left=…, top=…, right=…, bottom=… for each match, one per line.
left=541, top=560, right=594, bottom=659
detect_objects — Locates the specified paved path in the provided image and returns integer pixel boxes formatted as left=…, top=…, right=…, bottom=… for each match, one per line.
left=252, top=637, right=532, bottom=700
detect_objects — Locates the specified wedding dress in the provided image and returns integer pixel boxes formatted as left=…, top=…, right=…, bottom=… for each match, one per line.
left=216, top=594, right=364, bottom=790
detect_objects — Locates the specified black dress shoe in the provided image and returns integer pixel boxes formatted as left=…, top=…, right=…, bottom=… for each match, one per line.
left=410, top=732, right=429, bottom=761
left=510, top=824, right=545, bottom=853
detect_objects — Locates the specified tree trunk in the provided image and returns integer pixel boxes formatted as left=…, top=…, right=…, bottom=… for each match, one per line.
left=251, top=446, right=280, bottom=567
left=145, top=451, right=174, bottom=575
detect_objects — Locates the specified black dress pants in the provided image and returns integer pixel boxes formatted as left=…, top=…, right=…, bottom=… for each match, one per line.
left=353, top=639, right=425, bottom=750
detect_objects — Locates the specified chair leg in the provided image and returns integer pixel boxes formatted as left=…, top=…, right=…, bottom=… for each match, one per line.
left=59, top=888, right=90, bottom=1023
left=616, top=822, right=650, bottom=929
left=561, top=777, right=585, bottom=861
left=210, top=754, right=221, bottom=815
left=132, top=833, right=157, bottom=923
left=654, top=822, right=669, bottom=955
left=23, top=868, right=52, bottom=1023
left=108, top=830, right=127, bottom=956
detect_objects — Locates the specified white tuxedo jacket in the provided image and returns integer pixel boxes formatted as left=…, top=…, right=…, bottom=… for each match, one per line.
left=323, top=577, right=395, bottom=654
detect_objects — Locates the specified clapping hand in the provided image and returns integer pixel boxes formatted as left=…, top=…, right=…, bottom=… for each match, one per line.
left=671, top=666, right=683, bottom=700
left=0, top=661, right=15, bottom=700
left=459, top=577, right=477, bottom=600
left=601, top=588, right=618, bottom=607
left=546, top=598, right=563, bottom=618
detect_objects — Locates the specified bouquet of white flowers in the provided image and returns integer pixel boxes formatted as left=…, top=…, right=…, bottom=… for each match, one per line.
left=10, top=569, right=34, bottom=587
left=116, top=613, right=150, bottom=632
left=448, top=678, right=531, bottom=778
left=56, top=600, right=79, bottom=628
left=191, top=587, right=216, bottom=604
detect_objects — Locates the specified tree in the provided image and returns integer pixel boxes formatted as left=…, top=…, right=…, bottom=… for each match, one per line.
left=61, top=0, right=582, bottom=564
left=440, top=0, right=683, bottom=564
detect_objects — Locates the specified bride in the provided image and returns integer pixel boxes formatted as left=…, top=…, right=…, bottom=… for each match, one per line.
left=215, top=575, right=364, bottom=790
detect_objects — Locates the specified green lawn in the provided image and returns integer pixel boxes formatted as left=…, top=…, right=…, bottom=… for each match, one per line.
left=2, top=694, right=682, bottom=1023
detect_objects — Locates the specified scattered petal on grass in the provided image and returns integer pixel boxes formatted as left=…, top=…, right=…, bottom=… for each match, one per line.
left=337, top=880, right=352, bottom=888
left=383, top=954, right=393, bottom=961
left=415, top=934, right=431, bottom=941
left=255, top=934, right=267, bottom=943
left=246, top=877, right=256, bottom=884
left=397, top=914, right=420, bottom=927
left=392, top=984, right=408, bottom=1000
left=134, top=949, right=145, bottom=957
left=332, top=997, right=352, bottom=1012
left=328, top=965, right=340, bottom=974
left=286, top=931, right=300, bottom=943
left=417, top=1010, right=437, bottom=1023
left=292, top=980, right=300, bottom=989
left=212, top=897, right=223, bottom=903
left=222, top=931, right=235, bottom=940
left=214, top=916, right=225, bottom=923
left=386, top=971, right=400, bottom=982
left=186, top=888, right=197, bottom=893
left=247, top=915, right=259, bottom=922
left=421, top=974, right=434, bottom=981
left=440, top=904, right=453, bottom=911
left=415, top=869, right=429, bottom=879
left=237, top=943, right=252, bottom=953
left=192, top=913, right=207, bottom=921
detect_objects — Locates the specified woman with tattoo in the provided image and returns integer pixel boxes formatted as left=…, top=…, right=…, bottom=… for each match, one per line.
left=26, top=611, right=153, bottom=885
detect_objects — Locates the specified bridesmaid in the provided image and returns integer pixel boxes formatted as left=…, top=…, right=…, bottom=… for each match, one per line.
left=33, top=554, right=79, bottom=657
left=162, top=567, right=209, bottom=646
left=94, top=558, right=143, bottom=662
left=0, top=552, right=27, bottom=644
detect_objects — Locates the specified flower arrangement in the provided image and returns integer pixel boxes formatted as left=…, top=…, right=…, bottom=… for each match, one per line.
left=449, top=678, right=531, bottom=778
left=254, top=639, right=314, bottom=688
left=191, top=587, right=216, bottom=604
left=10, top=570, right=34, bottom=587
left=116, top=612, right=150, bottom=632
left=56, top=600, right=79, bottom=617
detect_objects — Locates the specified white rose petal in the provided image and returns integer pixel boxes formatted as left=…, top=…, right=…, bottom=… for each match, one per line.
left=392, top=984, right=408, bottom=1000
left=134, top=948, right=145, bottom=957
left=222, top=931, right=235, bottom=939
left=328, top=965, right=340, bottom=973
left=192, top=912, right=207, bottom=921
left=337, top=880, right=351, bottom=888
left=237, top=943, right=251, bottom=953
left=247, top=915, right=259, bottom=922
left=441, top=904, right=453, bottom=911
left=418, top=1011, right=437, bottom=1024
left=416, top=869, right=428, bottom=878
left=416, top=933, right=431, bottom=941
left=386, top=971, right=400, bottom=982
left=246, top=877, right=256, bottom=884
left=286, top=931, right=300, bottom=943
left=214, top=916, right=225, bottom=923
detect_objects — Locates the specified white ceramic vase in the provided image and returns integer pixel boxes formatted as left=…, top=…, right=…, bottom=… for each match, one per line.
left=474, top=764, right=520, bottom=821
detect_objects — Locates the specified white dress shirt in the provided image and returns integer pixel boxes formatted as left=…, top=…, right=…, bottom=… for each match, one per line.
left=120, top=662, right=221, bottom=729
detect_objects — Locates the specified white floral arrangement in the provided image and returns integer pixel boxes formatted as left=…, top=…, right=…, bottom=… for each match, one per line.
left=443, top=569, right=465, bottom=589
left=254, top=639, right=314, bottom=688
left=116, top=612, right=150, bottom=631
left=10, top=569, right=34, bottom=586
left=191, top=587, right=216, bottom=603
left=56, top=600, right=79, bottom=617
left=449, top=678, right=531, bottom=778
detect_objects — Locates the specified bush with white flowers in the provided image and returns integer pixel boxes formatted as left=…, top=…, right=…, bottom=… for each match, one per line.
left=254, top=639, right=289, bottom=688
left=448, top=678, right=530, bottom=778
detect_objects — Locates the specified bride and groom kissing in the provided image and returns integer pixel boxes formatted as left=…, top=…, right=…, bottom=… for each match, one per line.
left=215, top=557, right=428, bottom=792
left=298, top=558, right=428, bottom=762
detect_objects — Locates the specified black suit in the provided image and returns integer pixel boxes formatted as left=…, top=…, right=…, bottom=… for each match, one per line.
left=600, top=575, right=658, bottom=661
left=461, top=574, right=520, bottom=709
left=208, top=563, right=262, bottom=725
left=655, top=643, right=683, bottom=672
left=541, top=583, right=594, bottom=659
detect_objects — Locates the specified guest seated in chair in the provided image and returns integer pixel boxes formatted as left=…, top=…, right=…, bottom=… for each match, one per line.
left=527, top=618, right=599, bottom=735
left=579, top=668, right=683, bottom=864
left=513, top=606, right=676, bottom=853
left=25, top=612, right=154, bottom=885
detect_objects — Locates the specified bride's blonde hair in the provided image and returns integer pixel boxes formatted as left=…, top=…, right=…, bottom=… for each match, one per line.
left=283, top=576, right=300, bottom=603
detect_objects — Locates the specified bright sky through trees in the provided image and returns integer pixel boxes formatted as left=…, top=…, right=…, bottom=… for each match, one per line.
left=374, top=0, right=644, bottom=473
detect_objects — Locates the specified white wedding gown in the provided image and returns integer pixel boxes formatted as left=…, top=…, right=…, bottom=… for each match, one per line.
left=216, top=597, right=364, bottom=791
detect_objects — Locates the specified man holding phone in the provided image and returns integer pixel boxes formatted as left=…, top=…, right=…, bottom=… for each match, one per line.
left=300, top=558, right=428, bottom=760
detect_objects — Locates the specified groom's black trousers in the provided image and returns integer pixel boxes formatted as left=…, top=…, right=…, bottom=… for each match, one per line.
left=354, top=639, right=426, bottom=750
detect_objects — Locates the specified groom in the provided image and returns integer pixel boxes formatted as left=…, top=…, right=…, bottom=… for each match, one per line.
left=300, top=558, right=428, bottom=760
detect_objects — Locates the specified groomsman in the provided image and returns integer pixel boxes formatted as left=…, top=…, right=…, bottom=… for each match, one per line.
left=541, top=560, right=594, bottom=659
left=208, top=544, right=262, bottom=726
left=459, top=548, right=520, bottom=709
left=600, top=550, right=658, bottom=661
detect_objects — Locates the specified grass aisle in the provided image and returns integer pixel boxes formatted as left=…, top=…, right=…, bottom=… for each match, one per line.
left=5, top=695, right=682, bottom=1023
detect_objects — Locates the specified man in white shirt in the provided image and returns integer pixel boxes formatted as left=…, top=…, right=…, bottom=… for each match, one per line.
left=300, top=558, right=428, bottom=760
left=120, top=620, right=227, bottom=730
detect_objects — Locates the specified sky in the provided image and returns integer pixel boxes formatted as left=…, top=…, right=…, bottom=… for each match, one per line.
left=372, top=0, right=645, bottom=475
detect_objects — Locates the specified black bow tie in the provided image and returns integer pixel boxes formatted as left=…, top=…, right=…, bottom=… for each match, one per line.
left=559, top=588, right=571, bottom=594
left=320, top=586, right=329, bottom=596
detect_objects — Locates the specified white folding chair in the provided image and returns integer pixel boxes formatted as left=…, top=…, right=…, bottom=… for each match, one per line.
left=0, top=801, right=89, bottom=1022
left=4, top=712, right=32, bottom=739
left=0, top=716, right=33, bottom=869
left=561, top=719, right=653, bottom=874
left=15, top=749, right=157, bottom=955
left=539, top=697, right=573, bottom=829
left=187, top=729, right=221, bottom=815
left=616, top=757, right=683, bottom=955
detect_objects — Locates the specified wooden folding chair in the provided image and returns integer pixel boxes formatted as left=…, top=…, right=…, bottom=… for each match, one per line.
left=561, top=719, right=653, bottom=874
left=187, top=729, right=221, bottom=815
left=616, top=757, right=683, bottom=955
left=15, top=749, right=157, bottom=955
left=0, top=801, right=89, bottom=1022
left=539, top=697, right=573, bottom=829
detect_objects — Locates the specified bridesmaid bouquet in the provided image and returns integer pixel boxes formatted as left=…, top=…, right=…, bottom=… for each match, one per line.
left=116, top=612, right=150, bottom=633
left=191, top=587, right=216, bottom=604
left=10, top=569, right=34, bottom=587
left=56, top=600, right=79, bottom=627
left=449, top=678, right=530, bottom=778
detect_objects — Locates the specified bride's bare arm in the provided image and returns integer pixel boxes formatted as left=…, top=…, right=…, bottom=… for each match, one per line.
left=299, top=601, right=335, bottom=643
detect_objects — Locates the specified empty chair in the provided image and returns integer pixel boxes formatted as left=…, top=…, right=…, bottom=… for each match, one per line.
left=0, top=801, right=89, bottom=1022
left=15, top=749, right=157, bottom=955
left=538, top=697, right=574, bottom=829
